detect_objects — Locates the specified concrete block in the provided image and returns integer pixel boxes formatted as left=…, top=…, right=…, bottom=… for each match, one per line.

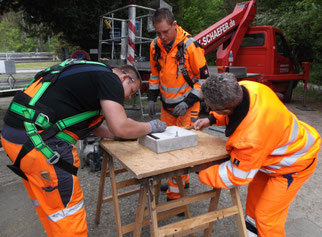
left=138, top=126, right=198, bottom=154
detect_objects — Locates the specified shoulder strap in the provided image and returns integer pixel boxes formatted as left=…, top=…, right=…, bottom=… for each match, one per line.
left=152, top=39, right=162, bottom=71
left=176, top=38, right=195, bottom=88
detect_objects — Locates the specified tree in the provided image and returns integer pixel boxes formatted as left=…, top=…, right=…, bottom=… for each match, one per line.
left=0, top=0, right=152, bottom=52
left=0, top=11, right=40, bottom=52
left=255, top=0, right=322, bottom=83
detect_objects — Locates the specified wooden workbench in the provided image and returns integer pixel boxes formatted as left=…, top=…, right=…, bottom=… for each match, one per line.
left=96, top=131, right=247, bottom=236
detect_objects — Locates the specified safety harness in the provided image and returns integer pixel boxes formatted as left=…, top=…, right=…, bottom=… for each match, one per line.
left=6, top=59, right=109, bottom=180
left=153, top=35, right=197, bottom=88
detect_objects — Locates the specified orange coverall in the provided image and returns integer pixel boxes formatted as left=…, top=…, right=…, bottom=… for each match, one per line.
left=149, top=25, right=209, bottom=199
left=1, top=64, right=107, bottom=237
left=199, top=81, right=321, bottom=236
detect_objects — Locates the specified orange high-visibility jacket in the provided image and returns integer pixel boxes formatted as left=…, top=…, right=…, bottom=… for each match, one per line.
left=149, top=25, right=208, bottom=106
left=199, top=81, right=321, bottom=189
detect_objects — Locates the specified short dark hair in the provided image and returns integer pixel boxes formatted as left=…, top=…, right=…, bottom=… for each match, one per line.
left=152, top=8, right=175, bottom=25
left=119, top=64, right=142, bottom=87
left=201, top=73, right=243, bottom=110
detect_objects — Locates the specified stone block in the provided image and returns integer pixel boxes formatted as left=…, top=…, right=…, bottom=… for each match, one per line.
left=138, top=126, right=198, bottom=153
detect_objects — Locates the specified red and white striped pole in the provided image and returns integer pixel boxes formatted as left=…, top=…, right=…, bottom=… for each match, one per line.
left=127, top=6, right=136, bottom=65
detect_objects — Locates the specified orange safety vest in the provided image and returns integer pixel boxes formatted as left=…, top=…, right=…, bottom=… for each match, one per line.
left=199, top=81, right=321, bottom=189
left=149, top=25, right=208, bottom=106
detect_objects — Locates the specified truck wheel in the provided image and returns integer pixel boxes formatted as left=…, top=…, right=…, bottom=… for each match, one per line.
left=283, top=81, right=295, bottom=103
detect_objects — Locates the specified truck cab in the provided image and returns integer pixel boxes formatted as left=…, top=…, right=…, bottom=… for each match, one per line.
left=234, top=26, right=300, bottom=99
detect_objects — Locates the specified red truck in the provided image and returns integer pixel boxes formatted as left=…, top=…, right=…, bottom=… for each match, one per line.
left=194, top=0, right=310, bottom=102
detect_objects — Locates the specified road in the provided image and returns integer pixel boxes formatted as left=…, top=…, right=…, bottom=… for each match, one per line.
left=0, top=93, right=321, bottom=237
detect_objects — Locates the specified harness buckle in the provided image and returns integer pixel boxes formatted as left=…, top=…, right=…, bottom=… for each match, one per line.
left=26, top=129, right=39, bottom=137
left=47, top=151, right=61, bottom=165
left=35, top=113, right=50, bottom=127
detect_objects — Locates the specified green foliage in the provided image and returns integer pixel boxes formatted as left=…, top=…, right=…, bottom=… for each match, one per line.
left=256, top=0, right=322, bottom=61
left=0, top=12, right=22, bottom=51
left=166, top=0, right=230, bottom=65
left=169, top=0, right=227, bottom=35
left=0, top=11, right=58, bottom=52
left=252, top=0, right=322, bottom=84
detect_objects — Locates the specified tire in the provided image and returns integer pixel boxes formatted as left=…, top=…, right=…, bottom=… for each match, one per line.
left=283, top=81, right=296, bottom=103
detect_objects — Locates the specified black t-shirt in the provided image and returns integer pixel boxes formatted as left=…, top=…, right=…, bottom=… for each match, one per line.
left=38, top=64, right=124, bottom=135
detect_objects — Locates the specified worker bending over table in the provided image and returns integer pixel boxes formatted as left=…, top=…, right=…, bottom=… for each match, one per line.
left=1, top=59, right=166, bottom=237
left=194, top=73, right=321, bottom=237
left=147, top=8, right=209, bottom=201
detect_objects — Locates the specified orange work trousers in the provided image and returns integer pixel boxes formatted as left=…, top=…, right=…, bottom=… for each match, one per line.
left=161, top=101, right=200, bottom=199
left=245, top=158, right=317, bottom=237
left=1, top=134, right=87, bottom=237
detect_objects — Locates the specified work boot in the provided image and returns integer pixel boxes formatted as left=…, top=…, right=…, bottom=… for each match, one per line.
left=160, top=182, right=190, bottom=192
left=166, top=198, right=185, bottom=217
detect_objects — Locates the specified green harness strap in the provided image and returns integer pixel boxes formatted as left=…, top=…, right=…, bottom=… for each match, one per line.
left=10, top=100, right=100, bottom=145
left=10, top=59, right=105, bottom=164
left=22, top=108, right=99, bottom=163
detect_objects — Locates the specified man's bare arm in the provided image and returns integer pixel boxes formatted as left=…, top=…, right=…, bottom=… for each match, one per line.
left=92, top=123, right=114, bottom=139
left=100, top=99, right=152, bottom=139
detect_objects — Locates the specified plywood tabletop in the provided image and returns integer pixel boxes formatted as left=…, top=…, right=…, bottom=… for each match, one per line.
left=100, top=131, right=228, bottom=179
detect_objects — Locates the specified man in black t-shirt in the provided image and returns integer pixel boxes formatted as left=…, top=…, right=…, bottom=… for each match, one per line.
left=1, top=62, right=166, bottom=236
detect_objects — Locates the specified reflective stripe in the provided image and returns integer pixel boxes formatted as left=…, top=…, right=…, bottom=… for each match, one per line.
left=191, top=75, right=197, bottom=83
left=245, top=215, right=258, bottom=236
left=247, top=230, right=258, bottom=237
left=161, top=84, right=190, bottom=93
left=153, top=37, right=158, bottom=47
left=218, top=161, right=234, bottom=188
left=168, top=186, right=180, bottom=193
left=149, top=84, right=159, bottom=90
left=259, top=168, right=275, bottom=174
left=226, top=161, right=258, bottom=180
left=176, top=72, right=195, bottom=82
left=271, top=118, right=299, bottom=155
left=161, top=91, right=190, bottom=104
left=196, top=79, right=206, bottom=86
left=185, top=37, right=195, bottom=49
left=32, top=199, right=40, bottom=207
left=246, top=215, right=256, bottom=227
left=190, top=88, right=203, bottom=99
left=48, top=200, right=84, bottom=222
left=150, top=75, right=159, bottom=80
left=268, top=127, right=316, bottom=170
left=170, top=177, right=177, bottom=184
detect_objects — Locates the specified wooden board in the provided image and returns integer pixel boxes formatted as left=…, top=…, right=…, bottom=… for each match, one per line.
left=100, top=131, right=228, bottom=179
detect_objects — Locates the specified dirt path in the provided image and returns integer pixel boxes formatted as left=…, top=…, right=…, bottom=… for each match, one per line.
left=0, top=92, right=321, bottom=237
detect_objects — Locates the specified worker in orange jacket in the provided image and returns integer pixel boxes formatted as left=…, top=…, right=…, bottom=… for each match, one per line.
left=147, top=8, right=209, bottom=200
left=194, top=73, right=321, bottom=237
left=1, top=61, right=166, bottom=236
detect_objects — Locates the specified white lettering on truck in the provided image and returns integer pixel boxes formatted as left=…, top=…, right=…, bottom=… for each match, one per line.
left=199, top=19, right=236, bottom=47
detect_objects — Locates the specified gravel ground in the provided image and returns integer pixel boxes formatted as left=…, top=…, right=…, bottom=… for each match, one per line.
left=0, top=92, right=321, bottom=237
